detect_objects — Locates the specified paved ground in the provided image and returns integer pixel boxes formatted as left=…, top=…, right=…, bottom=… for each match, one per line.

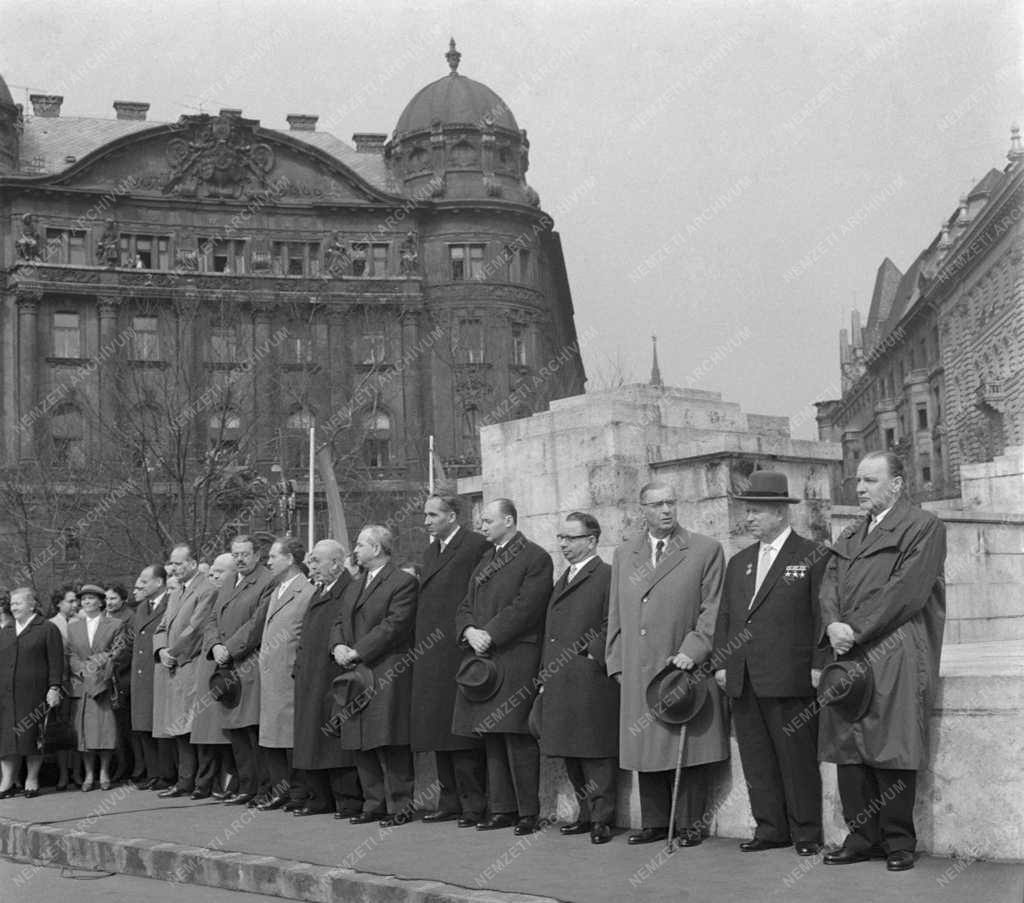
left=0, top=855, right=291, bottom=903
left=1, top=788, right=1023, bottom=903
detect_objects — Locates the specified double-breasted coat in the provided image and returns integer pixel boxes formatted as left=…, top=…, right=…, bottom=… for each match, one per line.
left=66, top=615, right=128, bottom=750
left=0, top=615, right=64, bottom=756
left=130, top=592, right=169, bottom=732
left=411, top=527, right=491, bottom=752
left=607, top=526, right=729, bottom=772
left=253, top=574, right=315, bottom=748
left=292, top=574, right=358, bottom=770
left=451, top=532, right=554, bottom=737
left=818, top=499, right=946, bottom=770
left=152, top=574, right=217, bottom=739
left=203, top=565, right=274, bottom=730
left=329, top=563, right=418, bottom=751
left=537, top=557, right=620, bottom=759
left=714, top=530, right=830, bottom=698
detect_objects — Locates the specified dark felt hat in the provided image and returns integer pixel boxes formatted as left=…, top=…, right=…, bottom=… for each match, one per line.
left=209, top=666, right=241, bottom=709
left=455, top=655, right=501, bottom=703
left=527, top=692, right=543, bottom=740
left=645, top=664, right=709, bottom=726
left=328, top=664, right=376, bottom=722
left=733, top=471, right=801, bottom=504
left=818, top=659, right=873, bottom=722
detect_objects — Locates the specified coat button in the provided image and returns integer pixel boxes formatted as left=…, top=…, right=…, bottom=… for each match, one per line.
left=550, top=637, right=556, bottom=643
left=640, top=628, right=647, bottom=637
left=642, top=597, right=648, bottom=603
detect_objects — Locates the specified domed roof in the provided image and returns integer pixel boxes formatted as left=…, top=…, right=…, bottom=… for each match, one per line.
left=394, top=40, right=518, bottom=137
left=0, top=73, right=16, bottom=110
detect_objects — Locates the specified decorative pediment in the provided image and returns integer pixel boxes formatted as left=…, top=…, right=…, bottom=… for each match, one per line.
left=48, top=115, right=397, bottom=203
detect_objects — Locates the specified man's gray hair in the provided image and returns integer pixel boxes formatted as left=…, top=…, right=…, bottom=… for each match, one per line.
left=639, top=481, right=676, bottom=503
left=360, top=525, right=394, bottom=557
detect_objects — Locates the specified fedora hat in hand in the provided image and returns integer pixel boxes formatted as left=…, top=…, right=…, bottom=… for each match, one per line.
left=209, top=666, right=241, bottom=709
left=455, top=655, right=502, bottom=703
left=527, top=691, right=543, bottom=740
left=328, top=664, right=376, bottom=723
left=645, top=664, right=709, bottom=726
left=733, top=471, right=801, bottom=504
left=817, top=659, right=873, bottom=722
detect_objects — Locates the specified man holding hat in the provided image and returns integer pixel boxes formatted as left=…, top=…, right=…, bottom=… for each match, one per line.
left=819, top=451, right=946, bottom=872
left=713, top=471, right=829, bottom=856
left=607, top=481, right=729, bottom=847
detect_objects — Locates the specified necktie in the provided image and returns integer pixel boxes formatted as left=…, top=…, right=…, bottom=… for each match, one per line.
left=750, top=545, right=774, bottom=607
left=867, top=516, right=879, bottom=534
left=567, top=565, right=577, bottom=584
left=654, top=539, right=665, bottom=565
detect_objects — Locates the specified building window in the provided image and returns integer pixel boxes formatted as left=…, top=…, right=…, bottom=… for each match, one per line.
left=462, top=405, right=479, bottom=440
left=349, top=243, right=388, bottom=277
left=53, top=312, right=81, bottom=358
left=516, top=249, right=531, bottom=283
left=209, top=324, right=237, bottom=363
left=919, top=452, right=932, bottom=485
left=283, top=408, right=314, bottom=470
left=511, top=327, right=528, bottom=366
left=120, top=234, right=171, bottom=270
left=458, top=318, right=485, bottom=363
left=273, top=241, right=320, bottom=276
left=201, top=237, right=246, bottom=273
left=50, top=402, right=84, bottom=467
left=45, top=228, right=87, bottom=265
left=208, top=410, right=242, bottom=458
left=132, top=316, right=160, bottom=360
left=282, top=331, right=313, bottom=364
left=917, top=405, right=928, bottom=430
left=449, top=244, right=485, bottom=281
left=884, top=428, right=896, bottom=449
left=361, top=332, right=388, bottom=365
left=362, top=410, right=391, bottom=468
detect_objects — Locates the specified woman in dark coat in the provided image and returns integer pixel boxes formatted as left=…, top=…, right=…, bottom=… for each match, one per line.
left=104, top=584, right=136, bottom=783
left=0, top=587, right=64, bottom=797
left=66, top=586, right=129, bottom=791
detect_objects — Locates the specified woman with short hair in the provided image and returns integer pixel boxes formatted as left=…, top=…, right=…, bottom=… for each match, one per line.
left=0, top=587, right=64, bottom=798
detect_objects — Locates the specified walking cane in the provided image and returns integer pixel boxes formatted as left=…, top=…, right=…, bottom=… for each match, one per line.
left=666, top=725, right=686, bottom=853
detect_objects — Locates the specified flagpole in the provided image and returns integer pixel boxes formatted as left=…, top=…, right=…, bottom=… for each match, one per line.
left=307, top=425, right=315, bottom=550
left=428, top=434, right=435, bottom=495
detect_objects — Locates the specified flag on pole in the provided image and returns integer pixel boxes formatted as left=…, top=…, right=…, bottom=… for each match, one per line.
left=316, top=446, right=349, bottom=547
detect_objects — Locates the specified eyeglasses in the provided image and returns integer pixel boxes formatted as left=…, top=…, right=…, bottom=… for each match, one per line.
left=641, top=500, right=677, bottom=508
left=556, top=533, right=595, bottom=542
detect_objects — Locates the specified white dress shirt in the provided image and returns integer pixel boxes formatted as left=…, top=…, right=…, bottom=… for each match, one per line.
left=85, top=613, right=102, bottom=646
left=276, top=573, right=300, bottom=600
left=868, top=505, right=894, bottom=533
left=439, top=525, right=460, bottom=554
left=15, top=614, right=36, bottom=637
left=567, top=554, right=597, bottom=584
left=751, top=526, right=792, bottom=607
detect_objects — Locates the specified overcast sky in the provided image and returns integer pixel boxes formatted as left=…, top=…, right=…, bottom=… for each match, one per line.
left=4, top=0, right=1021, bottom=438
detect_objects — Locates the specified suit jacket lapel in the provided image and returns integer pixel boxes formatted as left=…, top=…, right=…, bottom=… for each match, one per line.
left=634, top=528, right=689, bottom=597
left=748, top=532, right=799, bottom=617
left=422, top=528, right=464, bottom=584
left=267, top=577, right=304, bottom=623
left=355, top=564, right=391, bottom=613
left=552, top=557, right=598, bottom=604
left=475, top=533, right=524, bottom=585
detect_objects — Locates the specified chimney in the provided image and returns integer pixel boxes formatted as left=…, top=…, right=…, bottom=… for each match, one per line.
left=352, top=132, right=387, bottom=154
left=219, top=108, right=242, bottom=118
left=113, top=100, right=149, bottom=121
left=29, top=94, right=63, bottom=117
left=287, top=114, right=318, bottom=132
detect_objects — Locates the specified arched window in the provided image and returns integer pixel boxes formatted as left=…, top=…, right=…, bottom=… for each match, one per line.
left=362, top=409, right=391, bottom=469
left=50, top=402, right=84, bottom=467
left=282, top=408, right=315, bottom=472
left=209, top=409, right=243, bottom=459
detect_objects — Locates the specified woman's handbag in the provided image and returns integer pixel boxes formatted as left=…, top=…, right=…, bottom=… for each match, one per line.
left=37, top=700, right=77, bottom=754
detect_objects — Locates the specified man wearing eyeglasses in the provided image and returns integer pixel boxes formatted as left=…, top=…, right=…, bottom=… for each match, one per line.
left=535, top=513, right=620, bottom=845
left=607, top=481, right=729, bottom=847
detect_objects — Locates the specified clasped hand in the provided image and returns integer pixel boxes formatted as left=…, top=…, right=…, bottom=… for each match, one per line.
left=463, top=627, right=492, bottom=655
left=827, top=622, right=856, bottom=655
left=332, top=644, right=360, bottom=668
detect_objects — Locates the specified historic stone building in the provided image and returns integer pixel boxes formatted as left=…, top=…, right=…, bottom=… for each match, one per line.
left=817, top=126, right=1023, bottom=502
left=0, top=41, right=585, bottom=583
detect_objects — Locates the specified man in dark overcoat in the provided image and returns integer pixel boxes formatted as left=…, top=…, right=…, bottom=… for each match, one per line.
left=130, top=564, right=175, bottom=790
left=205, top=535, right=274, bottom=805
left=819, top=451, right=946, bottom=872
left=291, top=539, right=362, bottom=818
left=452, top=498, right=553, bottom=836
left=713, top=472, right=829, bottom=856
left=330, top=525, right=418, bottom=826
left=536, top=512, right=619, bottom=845
left=412, top=493, right=489, bottom=826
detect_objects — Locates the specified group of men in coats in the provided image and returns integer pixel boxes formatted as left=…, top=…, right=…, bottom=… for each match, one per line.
left=122, top=450, right=944, bottom=870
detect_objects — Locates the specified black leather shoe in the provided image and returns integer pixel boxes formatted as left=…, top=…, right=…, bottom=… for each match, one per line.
left=150, top=780, right=173, bottom=792
left=886, top=850, right=915, bottom=871
left=0, top=787, right=19, bottom=799
left=256, top=794, right=287, bottom=811
left=380, top=813, right=412, bottom=828
left=795, top=841, right=821, bottom=856
left=560, top=820, right=591, bottom=836
left=283, top=799, right=305, bottom=812
left=223, top=793, right=255, bottom=806
left=476, top=813, right=516, bottom=831
left=191, top=789, right=212, bottom=800
left=677, top=830, right=703, bottom=847
left=740, top=837, right=791, bottom=852
left=210, top=789, right=232, bottom=801
left=823, top=846, right=874, bottom=865
left=138, top=778, right=159, bottom=791
left=422, top=810, right=459, bottom=823
left=349, top=811, right=386, bottom=825
left=590, top=824, right=612, bottom=845
left=22, top=788, right=39, bottom=799
left=333, top=809, right=362, bottom=819
left=457, top=816, right=479, bottom=828
left=513, top=816, right=537, bottom=836
left=295, top=807, right=330, bottom=817
left=157, top=786, right=189, bottom=798
left=628, top=827, right=668, bottom=845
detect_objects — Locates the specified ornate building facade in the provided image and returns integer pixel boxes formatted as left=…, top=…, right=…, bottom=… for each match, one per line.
left=0, top=41, right=585, bottom=583
left=817, top=127, right=1023, bottom=502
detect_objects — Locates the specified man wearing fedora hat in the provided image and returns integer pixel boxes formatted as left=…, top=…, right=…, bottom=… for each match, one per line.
left=452, top=498, right=553, bottom=837
left=819, top=451, right=946, bottom=872
left=607, top=481, right=729, bottom=847
left=713, top=471, right=829, bottom=856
